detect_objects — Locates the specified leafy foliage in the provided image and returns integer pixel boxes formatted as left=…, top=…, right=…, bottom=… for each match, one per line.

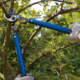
left=1, top=0, right=80, bottom=80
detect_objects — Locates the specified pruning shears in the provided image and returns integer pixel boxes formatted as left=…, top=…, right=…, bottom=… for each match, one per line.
left=4, top=9, right=71, bottom=34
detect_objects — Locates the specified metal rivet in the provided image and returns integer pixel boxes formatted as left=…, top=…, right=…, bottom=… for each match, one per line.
left=31, top=20, right=33, bottom=22
left=12, top=17, right=15, bottom=20
left=14, top=36, right=16, bottom=38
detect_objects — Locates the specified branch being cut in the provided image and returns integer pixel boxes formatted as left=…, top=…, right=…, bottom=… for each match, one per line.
left=0, top=1, right=9, bottom=17
left=10, top=0, right=14, bottom=12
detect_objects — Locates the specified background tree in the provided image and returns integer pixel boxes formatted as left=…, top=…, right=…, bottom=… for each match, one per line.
left=0, top=0, right=80, bottom=80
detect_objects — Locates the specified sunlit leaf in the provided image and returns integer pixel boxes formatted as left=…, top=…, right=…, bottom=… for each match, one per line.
left=0, top=73, right=4, bottom=79
left=43, top=7, right=46, bottom=13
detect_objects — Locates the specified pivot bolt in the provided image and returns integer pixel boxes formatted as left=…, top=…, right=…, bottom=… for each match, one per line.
left=15, top=28, right=19, bottom=32
left=12, top=17, right=15, bottom=20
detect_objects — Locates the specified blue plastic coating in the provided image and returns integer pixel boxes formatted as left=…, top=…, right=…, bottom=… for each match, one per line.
left=13, top=34, right=26, bottom=75
left=29, top=19, right=69, bottom=34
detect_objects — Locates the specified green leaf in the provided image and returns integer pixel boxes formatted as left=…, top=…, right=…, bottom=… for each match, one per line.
left=60, top=64, right=66, bottom=68
left=45, top=0, right=48, bottom=3
left=73, top=0, right=80, bottom=5
left=53, top=66, right=60, bottom=69
left=55, top=3, right=59, bottom=5
left=76, top=0, right=80, bottom=4
left=0, top=73, right=4, bottom=79
left=14, top=2, right=18, bottom=8
left=43, top=7, right=46, bottom=13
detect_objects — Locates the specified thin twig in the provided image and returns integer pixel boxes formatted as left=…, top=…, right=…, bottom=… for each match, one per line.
left=16, top=1, right=42, bottom=15
left=55, top=42, right=78, bottom=52
left=53, top=0, right=72, bottom=4
left=61, top=0, right=64, bottom=10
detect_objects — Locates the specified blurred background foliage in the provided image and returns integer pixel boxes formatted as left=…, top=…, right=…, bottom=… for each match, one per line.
left=1, top=0, right=80, bottom=80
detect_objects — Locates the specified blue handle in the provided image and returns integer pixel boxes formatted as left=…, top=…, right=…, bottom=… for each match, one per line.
left=13, top=34, right=26, bottom=76
left=29, top=19, right=70, bottom=34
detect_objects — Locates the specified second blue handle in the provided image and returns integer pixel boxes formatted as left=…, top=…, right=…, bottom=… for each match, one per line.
left=29, top=19, right=70, bottom=34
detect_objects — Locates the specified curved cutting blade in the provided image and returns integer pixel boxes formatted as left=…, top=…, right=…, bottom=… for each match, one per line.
left=8, top=8, right=14, bottom=17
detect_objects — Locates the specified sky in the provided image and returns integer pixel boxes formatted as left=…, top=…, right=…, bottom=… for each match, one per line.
left=30, top=0, right=57, bottom=20
left=30, top=0, right=56, bottom=11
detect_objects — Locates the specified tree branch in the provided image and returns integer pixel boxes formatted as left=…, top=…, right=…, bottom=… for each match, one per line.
left=17, top=1, right=42, bottom=15
left=53, top=0, right=73, bottom=4
left=3, top=22, right=11, bottom=80
left=10, top=0, right=14, bottom=12
left=3, top=0, right=10, bottom=3
left=0, top=1, right=9, bottom=17
left=55, top=42, right=78, bottom=52
left=0, top=2, right=11, bottom=79
left=61, top=0, right=64, bottom=10
left=47, top=5, right=80, bottom=22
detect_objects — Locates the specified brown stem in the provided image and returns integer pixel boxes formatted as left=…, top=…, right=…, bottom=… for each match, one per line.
left=61, top=0, right=64, bottom=10
left=10, top=0, right=14, bottom=12
left=16, top=1, right=42, bottom=15
left=0, top=2, right=9, bottom=18
left=53, top=0, right=72, bottom=4
left=47, top=5, right=80, bottom=22
left=3, top=22, right=11, bottom=80
left=55, top=42, right=78, bottom=52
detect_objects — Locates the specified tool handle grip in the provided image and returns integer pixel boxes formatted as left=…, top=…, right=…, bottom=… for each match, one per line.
left=29, top=19, right=70, bottom=34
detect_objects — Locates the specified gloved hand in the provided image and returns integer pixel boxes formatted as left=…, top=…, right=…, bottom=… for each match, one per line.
left=68, top=23, right=80, bottom=42
left=15, top=74, right=34, bottom=80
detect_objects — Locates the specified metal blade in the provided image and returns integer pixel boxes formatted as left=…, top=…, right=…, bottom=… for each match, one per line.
left=8, top=8, right=14, bottom=17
